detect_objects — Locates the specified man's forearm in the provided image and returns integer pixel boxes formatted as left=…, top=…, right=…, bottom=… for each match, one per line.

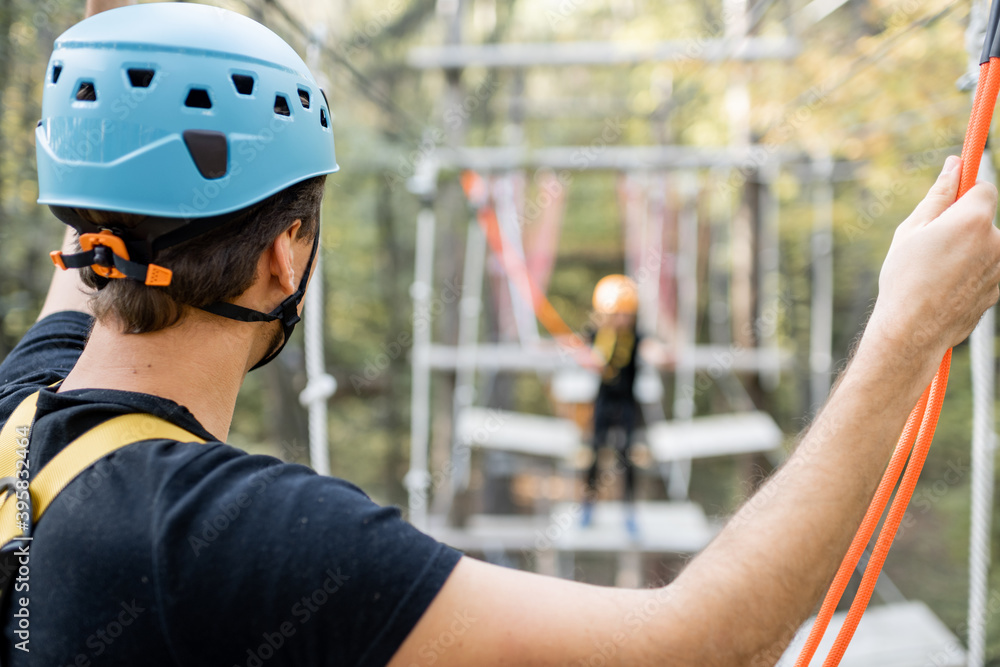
left=37, top=0, right=133, bottom=321
left=37, top=228, right=93, bottom=321
left=659, top=328, right=942, bottom=664
left=645, top=157, right=1000, bottom=665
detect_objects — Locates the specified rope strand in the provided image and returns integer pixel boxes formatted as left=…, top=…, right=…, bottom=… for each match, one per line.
left=797, top=47, right=999, bottom=666
left=792, top=387, right=930, bottom=666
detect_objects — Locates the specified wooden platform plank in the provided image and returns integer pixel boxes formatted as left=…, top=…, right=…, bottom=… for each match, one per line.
left=551, top=366, right=663, bottom=405
left=648, top=411, right=784, bottom=462
left=426, top=502, right=716, bottom=555
left=456, top=407, right=581, bottom=459
left=551, top=368, right=600, bottom=404
left=549, top=501, right=716, bottom=553
left=427, top=343, right=791, bottom=373
left=778, top=601, right=965, bottom=667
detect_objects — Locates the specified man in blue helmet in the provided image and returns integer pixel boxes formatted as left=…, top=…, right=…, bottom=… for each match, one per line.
left=2, top=1, right=1000, bottom=666
left=0, top=2, right=460, bottom=665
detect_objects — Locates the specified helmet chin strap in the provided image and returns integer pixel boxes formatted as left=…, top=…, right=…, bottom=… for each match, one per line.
left=197, top=227, right=320, bottom=371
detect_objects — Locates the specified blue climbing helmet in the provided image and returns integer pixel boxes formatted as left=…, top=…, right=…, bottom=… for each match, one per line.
left=37, top=2, right=338, bottom=217
left=37, top=3, right=339, bottom=368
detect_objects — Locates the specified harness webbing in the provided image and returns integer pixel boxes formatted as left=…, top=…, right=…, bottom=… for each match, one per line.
left=0, top=390, right=205, bottom=550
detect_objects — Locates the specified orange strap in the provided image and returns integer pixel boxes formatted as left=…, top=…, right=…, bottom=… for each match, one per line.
left=797, top=56, right=1000, bottom=666
left=460, top=172, right=598, bottom=362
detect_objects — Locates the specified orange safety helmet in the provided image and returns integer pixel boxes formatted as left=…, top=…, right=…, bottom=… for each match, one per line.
left=592, top=274, right=638, bottom=315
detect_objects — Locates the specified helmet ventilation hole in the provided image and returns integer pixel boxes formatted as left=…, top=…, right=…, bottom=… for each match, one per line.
left=274, top=95, right=291, bottom=116
left=231, top=74, right=255, bottom=95
left=51, top=65, right=62, bottom=84
left=127, top=68, right=155, bottom=88
left=320, top=108, right=328, bottom=128
left=75, top=81, right=97, bottom=102
left=184, top=89, right=212, bottom=109
left=298, top=88, right=310, bottom=108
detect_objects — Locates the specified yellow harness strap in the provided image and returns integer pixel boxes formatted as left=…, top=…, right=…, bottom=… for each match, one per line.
left=0, top=390, right=205, bottom=546
left=0, top=392, right=42, bottom=486
left=593, top=327, right=617, bottom=365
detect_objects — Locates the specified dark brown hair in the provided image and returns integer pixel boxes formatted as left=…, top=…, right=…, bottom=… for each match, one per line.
left=78, top=175, right=326, bottom=333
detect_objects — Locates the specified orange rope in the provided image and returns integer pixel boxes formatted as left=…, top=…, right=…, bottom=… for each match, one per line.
left=822, top=351, right=952, bottom=664
left=961, top=61, right=1000, bottom=199
left=792, top=386, right=930, bottom=666
left=460, top=171, right=592, bottom=352
left=476, top=204, right=576, bottom=338
left=797, top=56, right=1000, bottom=666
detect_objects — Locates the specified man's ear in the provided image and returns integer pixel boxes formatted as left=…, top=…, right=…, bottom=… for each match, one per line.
left=269, top=219, right=304, bottom=296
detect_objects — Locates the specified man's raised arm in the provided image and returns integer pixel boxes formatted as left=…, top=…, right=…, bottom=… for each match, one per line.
left=37, top=229, right=92, bottom=321
left=84, top=0, right=132, bottom=18
left=36, top=0, right=134, bottom=322
left=387, top=156, right=1000, bottom=666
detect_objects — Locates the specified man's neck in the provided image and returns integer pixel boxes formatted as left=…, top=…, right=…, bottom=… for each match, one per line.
left=59, top=315, right=258, bottom=440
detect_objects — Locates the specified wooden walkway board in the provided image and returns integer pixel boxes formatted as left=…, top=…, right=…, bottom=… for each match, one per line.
left=551, top=368, right=600, bottom=404
left=551, top=366, right=663, bottom=405
left=427, top=514, right=549, bottom=553
left=777, top=601, right=965, bottom=667
left=648, top=411, right=784, bottom=462
left=427, top=502, right=716, bottom=555
left=455, top=407, right=581, bottom=459
left=549, top=501, right=715, bottom=553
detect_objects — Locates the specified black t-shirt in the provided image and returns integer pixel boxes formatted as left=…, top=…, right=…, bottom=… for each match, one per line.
left=0, top=311, right=461, bottom=666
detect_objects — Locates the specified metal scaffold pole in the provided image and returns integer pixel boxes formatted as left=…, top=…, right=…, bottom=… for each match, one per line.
left=407, top=205, right=436, bottom=531
left=809, top=153, right=835, bottom=408
left=964, top=3, right=996, bottom=665
left=300, top=249, right=335, bottom=477
left=669, top=173, right=699, bottom=500
left=450, top=218, right=487, bottom=497
left=407, top=151, right=440, bottom=530
left=967, top=155, right=997, bottom=667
